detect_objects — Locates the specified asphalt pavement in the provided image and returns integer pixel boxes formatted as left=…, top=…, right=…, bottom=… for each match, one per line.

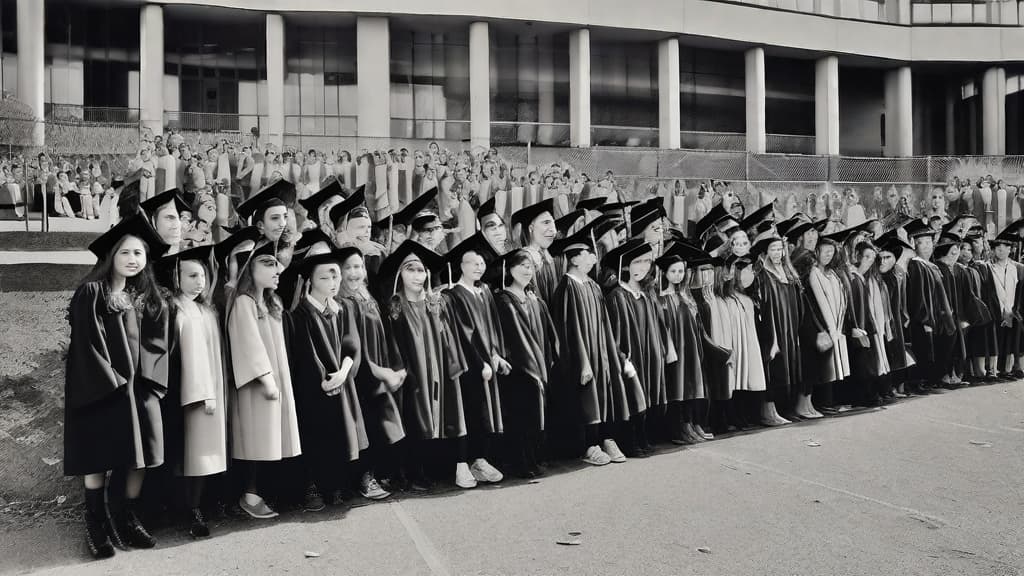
left=3, top=380, right=1023, bottom=576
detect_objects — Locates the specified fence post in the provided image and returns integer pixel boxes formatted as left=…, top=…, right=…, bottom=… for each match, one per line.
left=926, top=155, right=933, bottom=186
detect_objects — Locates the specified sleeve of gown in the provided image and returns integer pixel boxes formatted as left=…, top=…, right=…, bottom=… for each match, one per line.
left=228, top=296, right=274, bottom=388
left=138, top=301, right=170, bottom=398
left=906, top=262, right=932, bottom=328
left=440, top=300, right=468, bottom=380
left=604, top=291, right=632, bottom=364
left=65, top=283, right=127, bottom=410
left=560, top=284, right=594, bottom=384
left=342, top=302, right=363, bottom=381
left=485, top=291, right=507, bottom=359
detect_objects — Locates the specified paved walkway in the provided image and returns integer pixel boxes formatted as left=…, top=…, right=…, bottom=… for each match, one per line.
left=0, top=251, right=95, bottom=265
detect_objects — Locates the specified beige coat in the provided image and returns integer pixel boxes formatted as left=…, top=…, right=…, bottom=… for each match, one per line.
left=228, top=295, right=302, bottom=461
left=174, top=299, right=228, bottom=477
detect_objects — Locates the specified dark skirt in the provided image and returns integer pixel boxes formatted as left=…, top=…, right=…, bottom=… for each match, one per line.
left=64, top=383, right=164, bottom=476
left=499, top=369, right=546, bottom=434
left=967, top=322, right=997, bottom=359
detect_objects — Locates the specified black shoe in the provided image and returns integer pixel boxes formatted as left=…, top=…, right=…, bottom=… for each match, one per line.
left=327, top=489, right=346, bottom=507
left=83, top=508, right=115, bottom=559
left=409, top=478, right=434, bottom=493
left=188, top=508, right=210, bottom=539
left=303, top=485, right=326, bottom=512
left=118, top=505, right=156, bottom=549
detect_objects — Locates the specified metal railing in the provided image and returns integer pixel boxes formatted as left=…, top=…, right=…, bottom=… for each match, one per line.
left=680, top=130, right=747, bottom=152
left=45, top=105, right=141, bottom=125
left=591, top=125, right=660, bottom=148
left=164, top=111, right=265, bottom=135
left=284, top=115, right=358, bottom=137
left=490, top=121, right=571, bottom=147
left=390, top=118, right=471, bottom=141
left=767, top=133, right=817, bottom=155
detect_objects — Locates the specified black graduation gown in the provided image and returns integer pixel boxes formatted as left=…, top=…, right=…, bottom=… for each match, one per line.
left=661, top=292, right=728, bottom=402
left=385, top=297, right=468, bottom=441
left=286, top=298, right=368, bottom=466
left=443, top=283, right=506, bottom=436
left=753, top=269, right=804, bottom=401
left=529, top=248, right=558, bottom=307
left=968, top=260, right=999, bottom=359
left=495, top=289, right=560, bottom=433
left=605, top=284, right=672, bottom=414
left=936, top=261, right=970, bottom=364
left=906, top=257, right=956, bottom=367
left=881, top=268, right=913, bottom=371
left=342, top=292, right=405, bottom=446
left=64, top=282, right=169, bottom=476
left=551, top=274, right=631, bottom=426
left=848, top=271, right=880, bottom=379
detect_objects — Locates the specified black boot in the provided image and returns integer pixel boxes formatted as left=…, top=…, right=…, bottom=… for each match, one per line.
left=189, top=508, right=210, bottom=539
left=109, top=498, right=156, bottom=549
left=83, top=488, right=115, bottom=559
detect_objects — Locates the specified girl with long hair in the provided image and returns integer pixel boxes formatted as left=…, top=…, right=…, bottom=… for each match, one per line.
left=802, top=237, right=850, bottom=414
left=726, top=254, right=770, bottom=427
left=226, top=241, right=302, bottom=519
left=848, top=241, right=891, bottom=406
left=65, top=215, right=170, bottom=559
left=159, top=244, right=228, bottom=539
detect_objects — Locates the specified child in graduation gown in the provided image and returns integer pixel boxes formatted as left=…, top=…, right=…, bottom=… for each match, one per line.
left=64, top=215, right=170, bottom=559
left=441, top=235, right=511, bottom=485
left=226, top=241, right=302, bottom=520
left=877, top=236, right=914, bottom=395
left=381, top=240, right=471, bottom=491
left=848, top=241, right=891, bottom=405
left=161, top=245, right=228, bottom=539
left=550, top=233, right=631, bottom=466
left=338, top=249, right=404, bottom=499
left=602, top=239, right=675, bottom=456
left=286, top=248, right=370, bottom=509
left=511, top=199, right=559, bottom=306
left=492, top=249, right=560, bottom=478
left=657, top=243, right=728, bottom=444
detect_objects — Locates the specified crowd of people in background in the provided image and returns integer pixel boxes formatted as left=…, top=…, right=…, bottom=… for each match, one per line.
left=62, top=145, right=1024, bottom=561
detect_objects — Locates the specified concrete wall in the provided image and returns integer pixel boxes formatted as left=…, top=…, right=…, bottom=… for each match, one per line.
left=154, top=0, right=1024, bottom=64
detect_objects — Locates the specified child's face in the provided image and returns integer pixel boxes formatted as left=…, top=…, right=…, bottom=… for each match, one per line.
left=309, top=263, right=341, bottom=299
left=178, top=260, right=207, bottom=300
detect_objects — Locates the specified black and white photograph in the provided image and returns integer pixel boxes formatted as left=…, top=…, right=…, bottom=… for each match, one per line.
left=1, top=0, right=1024, bottom=574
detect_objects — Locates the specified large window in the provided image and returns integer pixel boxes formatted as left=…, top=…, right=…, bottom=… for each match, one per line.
left=284, top=19, right=357, bottom=139
left=489, top=30, right=570, bottom=146
left=44, top=0, right=140, bottom=121
left=1, top=0, right=15, bottom=98
left=766, top=56, right=815, bottom=153
left=390, top=27, right=470, bottom=141
left=164, top=7, right=266, bottom=134
left=591, top=39, right=658, bottom=147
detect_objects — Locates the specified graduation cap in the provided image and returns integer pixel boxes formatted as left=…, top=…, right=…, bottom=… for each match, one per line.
left=630, top=205, right=667, bottom=238
left=903, top=219, right=936, bottom=240
left=88, top=213, right=170, bottom=259
left=875, top=235, right=913, bottom=255
left=477, top=196, right=500, bottom=223
left=703, top=234, right=728, bottom=258
left=601, top=239, right=653, bottom=273
left=555, top=209, right=587, bottom=235
left=885, top=213, right=917, bottom=234
left=694, top=203, right=732, bottom=240
left=750, top=231, right=786, bottom=258
left=329, top=187, right=369, bottom=228
left=110, top=177, right=126, bottom=190
left=933, top=233, right=962, bottom=258
left=822, top=220, right=875, bottom=244
left=575, top=196, right=608, bottom=212
left=298, top=180, right=345, bottom=218
left=234, top=239, right=279, bottom=271
left=655, top=241, right=710, bottom=271
left=237, top=179, right=295, bottom=222
left=941, top=215, right=977, bottom=239
left=596, top=201, right=640, bottom=220
left=293, top=228, right=333, bottom=254
left=740, top=203, right=775, bottom=233
left=784, top=218, right=829, bottom=242
left=726, top=253, right=754, bottom=271
left=297, top=247, right=362, bottom=278
left=511, top=198, right=556, bottom=230
left=213, top=226, right=261, bottom=264
left=139, top=188, right=190, bottom=219
left=445, top=232, right=500, bottom=285
left=991, top=226, right=1021, bottom=247
left=155, top=243, right=215, bottom=288
left=377, top=240, right=444, bottom=296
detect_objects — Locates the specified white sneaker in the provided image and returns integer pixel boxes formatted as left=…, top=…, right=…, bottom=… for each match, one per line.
left=582, top=445, right=611, bottom=466
left=602, top=439, right=627, bottom=463
left=239, top=493, right=278, bottom=519
left=360, top=472, right=392, bottom=500
left=455, top=462, right=478, bottom=489
left=470, top=458, right=503, bottom=483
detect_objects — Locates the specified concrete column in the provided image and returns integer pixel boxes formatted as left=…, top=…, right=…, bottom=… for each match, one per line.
left=745, top=47, right=766, bottom=154
left=885, top=0, right=911, bottom=24
left=139, top=4, right=164, bottom=138
left=657, top=38, right=681, bottom=150
left=982, top=66, right=1006, bottom=155
left=469, top=21, right=490, bottom=149
left=569, top=29, right=591, bottom=148
left=537, top=37, right=556, bottom=145
left=266, top=13, right=285, bottom=148
left=815, top=55, right=840, bottom=155
left=884, top=66, right=913, bottom=157
left=16, top=0, right=44, bottom=145
left=357, top=16, right=391, bottom=139
left=944, top=80, right=956, bottom=154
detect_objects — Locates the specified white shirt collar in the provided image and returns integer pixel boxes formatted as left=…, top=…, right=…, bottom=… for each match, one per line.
left=307, top=293, right=339, bottom=315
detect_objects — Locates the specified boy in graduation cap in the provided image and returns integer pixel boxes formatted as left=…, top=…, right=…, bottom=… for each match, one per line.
left=904, top=219, right=957, bottom=394
left=65, top=214, right=171, bottom=558
left=139, top=188, right=189, bottom=255
left=958, top=228, right=999, bottom=383
left=630, top=202, right=667, bottom=257
left=876, top=234, right=916, bottom=397
left=157, top=244, right=228, bottom=539
left=603, top=239, right=676, bottom=455
left=298, top=179, right=345, bottom=237
left=440, top=233, right=510, bottom=485
left=477, top=196, right=509, bottom=255
left=330, top=186, right=388, bottom=282
left=932, top=232, right=979, bottom=388
left=378, top=240, right=471, bottom=491
left=287, top=247, right=373, bottom=510
left=376, top=187, right=439, bottom=254
left=549, top=229, right=631, bottom=466
left=512, top=198, right=559, bottom=306
left=236, top=179, right=295, bottom=245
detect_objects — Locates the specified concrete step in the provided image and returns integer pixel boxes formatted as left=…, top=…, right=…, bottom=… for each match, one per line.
left=0, top=232, right=100, bottom=252
left=0, top=263, right=93, bottom=292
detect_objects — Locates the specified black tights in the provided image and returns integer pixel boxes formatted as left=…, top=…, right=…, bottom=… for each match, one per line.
left=186, top=477, right=206, bottom=510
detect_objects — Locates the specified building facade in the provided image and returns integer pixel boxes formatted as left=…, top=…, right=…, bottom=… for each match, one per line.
left=2, top=0, right=1024, bottom=155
